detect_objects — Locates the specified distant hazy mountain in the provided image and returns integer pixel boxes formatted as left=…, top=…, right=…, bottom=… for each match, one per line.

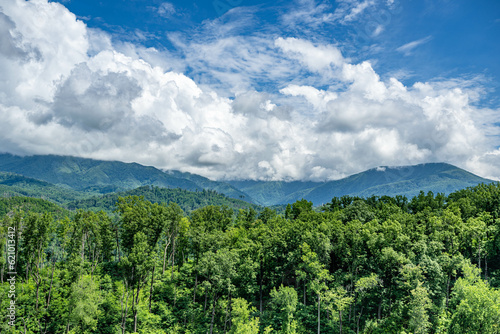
left=0, top=153, right=494, bottom=207
left=227, top=180, right=320, bottom=207
left=305, top=163, right=494, bottom=205
left=229, top=163, right=494, bottom=206
left=0, top=153, right=252, bottom=202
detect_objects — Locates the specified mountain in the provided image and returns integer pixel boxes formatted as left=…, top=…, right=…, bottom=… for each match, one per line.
left=163, top=170, right=253, bottom=203
left=227, top=180, right=320, bottom=206
left=229, top=163, right=495, bottom=206
left=0, top=171, right=92, bottom=204
left=305, top=163, right=494, bottom=205
left=0, top=153, right=495, bottom=207
left=0, top=153, right=252, bottom=203
left=0, top=172, right=258, bottom=215
left=66, top=185, right=259, bottom=214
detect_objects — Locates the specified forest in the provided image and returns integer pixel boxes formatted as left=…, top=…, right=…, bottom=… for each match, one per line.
left=1, top=183, right=500, bottom=333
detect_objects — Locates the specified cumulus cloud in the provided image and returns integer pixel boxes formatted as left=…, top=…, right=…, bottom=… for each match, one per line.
left=275, top=37, right=345, bottom=71
left=0, top=0, right=499, bottom=181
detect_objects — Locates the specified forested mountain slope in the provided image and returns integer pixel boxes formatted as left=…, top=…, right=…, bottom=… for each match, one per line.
left=0, top=171, right=93, bottom=204
left=0, top=196, right=70, bottom=218
left=66, top=185, right=259, bottom=214
left=0, top=153, right=252, bottom=202
left=1, top=154, right=494, bottom=207
left=229, top=163, right=494, bottom=205
left=305, top=163, right=493, bottom=204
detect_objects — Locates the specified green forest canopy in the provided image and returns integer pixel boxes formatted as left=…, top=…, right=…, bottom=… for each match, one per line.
left=1, top=183, right=500, bottom=333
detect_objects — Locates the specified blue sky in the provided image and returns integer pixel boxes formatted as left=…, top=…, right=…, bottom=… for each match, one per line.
left=56, top=0, right=500, bottom=103
left=1, top=0, right=500, bottom=180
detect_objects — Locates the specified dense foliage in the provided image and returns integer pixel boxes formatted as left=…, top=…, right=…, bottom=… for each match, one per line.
left=0, top=197, right=70, bottom=219
left=66, top=186, right=259, bottom=214
left=1, top=183, right=500, bottom=333
left=0, top=172, right=95, bottom=205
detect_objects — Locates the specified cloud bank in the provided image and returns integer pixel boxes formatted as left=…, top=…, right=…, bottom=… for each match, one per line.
left=0, top=0, right=499, bottom=181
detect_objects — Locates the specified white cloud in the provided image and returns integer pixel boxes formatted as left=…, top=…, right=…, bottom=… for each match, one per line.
left=373, top=24, right=384, bottom=36
left=343, top=0, right=376, bottom=22
left=275, top=37, right=345, bottom=71
left=280, top=0, right=334, bottom=29
left=0, top=0, right=499, bottom=182
left=280, top=85, right=337, bottom=111
left=396, top=36, right=433, bottom=56
left=332, top=0, right=376, bottom=24
left=158, top=2, right=176, bottom=18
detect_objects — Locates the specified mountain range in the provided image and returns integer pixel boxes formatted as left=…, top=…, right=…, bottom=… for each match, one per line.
left=0, top=153, right=495, bottom=206
left=0, top=153, right=250, bottom=199
left=229, top=163, right=493, bottom=206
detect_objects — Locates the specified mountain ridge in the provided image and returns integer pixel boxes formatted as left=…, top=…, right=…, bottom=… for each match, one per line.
left=0, top=153, right=253, bottom=203
left=0, top=153, right=495, bottom=206
left=228, top=163, right=495, bottom=205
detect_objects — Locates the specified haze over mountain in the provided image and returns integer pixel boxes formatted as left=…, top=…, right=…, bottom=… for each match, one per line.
left=229, top=163, right=493, bottom=206
left=0, top=153, right=494, bottom=206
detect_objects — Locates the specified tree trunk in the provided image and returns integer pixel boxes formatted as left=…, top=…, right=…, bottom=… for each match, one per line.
left=446, top=274, right=451, bottom=307
left=485, top=255, right=488, bottom=281
left=116, top=228, right=121, bottom=262
left=356, top=306, right=364, bottom=334
left=204, top=290, right=208, bottom=313
left=130, top=287, right=136, bottom=333
left=81, top=232, right=86, bottom=262
left=35, top=272, right=40, bottom=312
left=91, top=250, right=100, bottom=280
left=210, top=294, right=218, bottom=334
left=478, top=242, right=481, bottom=271
left=133, top=284, right=141, bottom=332
left=339, top=310, right=343, bottom=334
left=46, top=261, right=56, bottom=308
left=149, top=265, right=155, bottom=312
left=317, top=293, right=321, bottom=334
left=162, top=237, right=171, bottom=274
left=304, top=280, right=307, bottom=306
left=120, top=289, right=130, bottom=334
left=259, top=260, right=264, bottom=314
left=377, top=298, right=382, bottom=320
left=171, top=235, right=176, bottom=279
left=224, top=291, right=231, bottom=333
left=193, top=272, right=198, bottom=303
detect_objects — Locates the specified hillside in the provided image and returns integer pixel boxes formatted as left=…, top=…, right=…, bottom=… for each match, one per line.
left=229, top=163, right=494, bottom=205
left=0, top=196, right=70, bottom=218
left=0, top=153, right=252, bottom=202
left=0, top=171, right=95, bottom=204
left=1, top=154, right=495, bottom=207
left=66, top=185, right=259, bottom=214
left=227, top=180, right=320, bottom=206
left=306, top=163, right=494, bottom=205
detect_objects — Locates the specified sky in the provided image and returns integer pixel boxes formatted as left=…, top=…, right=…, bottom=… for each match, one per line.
left=0, top=0, right=500, bottom=181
